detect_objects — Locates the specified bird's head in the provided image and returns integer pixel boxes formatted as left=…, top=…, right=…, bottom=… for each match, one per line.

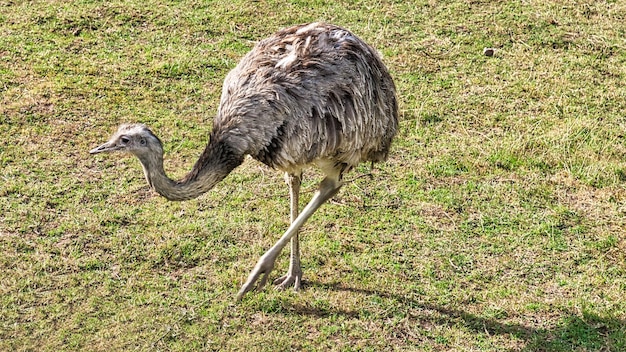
left=90, top=123, right=163, bottom=158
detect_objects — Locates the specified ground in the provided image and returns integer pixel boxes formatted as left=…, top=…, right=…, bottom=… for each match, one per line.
left=1, top=0, right=625, bottom=351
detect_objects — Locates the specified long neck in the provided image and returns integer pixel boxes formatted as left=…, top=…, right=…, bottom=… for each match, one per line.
left=137, top=136, right=244, bottom=201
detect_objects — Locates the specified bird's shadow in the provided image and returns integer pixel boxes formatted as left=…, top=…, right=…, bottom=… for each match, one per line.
left=274, top=281, right=624, bottom=352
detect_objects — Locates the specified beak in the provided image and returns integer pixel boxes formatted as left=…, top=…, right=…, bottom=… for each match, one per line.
left=89, top=141, right=119, bottom=154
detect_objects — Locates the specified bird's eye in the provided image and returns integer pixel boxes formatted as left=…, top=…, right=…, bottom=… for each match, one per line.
left=120, top=136, right=130, bottom=144
left=140, top=138, right=146, bottom=145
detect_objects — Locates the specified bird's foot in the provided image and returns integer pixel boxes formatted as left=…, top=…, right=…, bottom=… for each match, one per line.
left=236, top=253, right=277, bottom=300
left=273, top=269, right=302, bottom=291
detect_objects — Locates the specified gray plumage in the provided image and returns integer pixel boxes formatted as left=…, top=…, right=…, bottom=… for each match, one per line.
left=90, top=22, right=398, bottom=299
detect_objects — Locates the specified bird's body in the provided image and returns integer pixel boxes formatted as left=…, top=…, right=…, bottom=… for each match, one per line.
left=91, top=22, right=398, bottom=299
left=216, top=22, right=397, bottom=172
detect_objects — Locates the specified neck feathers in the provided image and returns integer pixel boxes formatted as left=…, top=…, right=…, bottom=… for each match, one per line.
left=139, top=134, right=244, bottom=201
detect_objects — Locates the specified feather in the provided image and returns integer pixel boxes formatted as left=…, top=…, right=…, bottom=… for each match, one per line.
left=215, top=22, right=398, bottom=170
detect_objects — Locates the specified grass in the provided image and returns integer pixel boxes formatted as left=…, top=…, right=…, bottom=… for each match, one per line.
left=1, top=0, right=626, bottom=350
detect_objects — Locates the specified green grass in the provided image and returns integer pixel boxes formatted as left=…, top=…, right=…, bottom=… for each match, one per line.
left=2, top=0, right=626, bottom=350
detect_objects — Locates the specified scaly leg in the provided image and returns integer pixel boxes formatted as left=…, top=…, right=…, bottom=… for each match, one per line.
left=237, top=176, right=342, bottom=300
left=273, top=172, right=303, bottom=290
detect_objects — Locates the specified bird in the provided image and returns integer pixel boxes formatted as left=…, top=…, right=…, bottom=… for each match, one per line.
left=90, top=22, right=398, bottom=300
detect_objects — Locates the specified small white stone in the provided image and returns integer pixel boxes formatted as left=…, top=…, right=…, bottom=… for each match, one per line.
left=483, top=47, right=495, bottom=57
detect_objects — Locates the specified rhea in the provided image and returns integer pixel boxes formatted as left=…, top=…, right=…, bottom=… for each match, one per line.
left=90, top=22, right=398, bottom=299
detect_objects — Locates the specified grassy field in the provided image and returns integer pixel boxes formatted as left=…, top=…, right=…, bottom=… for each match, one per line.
left=1, top=0, right=626, bottom=350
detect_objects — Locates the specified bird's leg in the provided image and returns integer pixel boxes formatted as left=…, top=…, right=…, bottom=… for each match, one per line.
left=237, top=176, right=342, bottom=300
left=273, top=172, right=302, bottom=290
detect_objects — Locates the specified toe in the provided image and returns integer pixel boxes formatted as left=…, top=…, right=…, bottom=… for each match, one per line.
left=293, top=275, right=301, bottom=291
left=273, top=275, right=288, bottom=286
